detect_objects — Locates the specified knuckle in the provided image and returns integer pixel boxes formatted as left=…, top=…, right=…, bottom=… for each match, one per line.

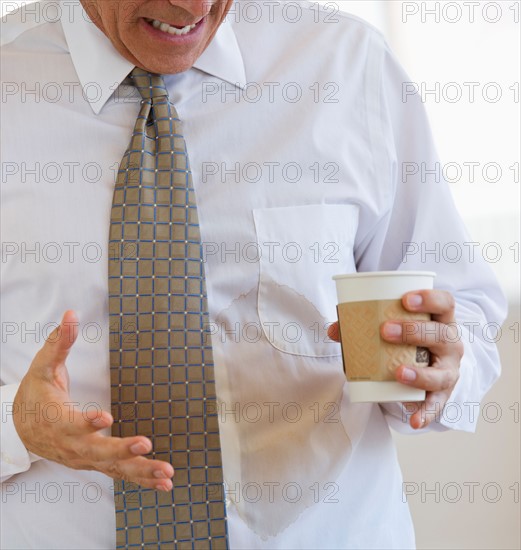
left=116, top=442, right=133, bottom=460
left=454, top=340, right=464, bottom=360
left=416, top=366, right=430, bottom=386
left=442, top=368, right=458, bottom=390
left=428, top=367, right=441, bottom=391
left=452, top=368, right=460, bottom=387
left=402, top=322, right=419, bottom=342
left=442, top=323, right=458, bottom=343
left=444, top=292, right=456, bottom=313
left=74, top=432, right=98, bottom=453
left=79, top=442, right=95, bottom=461
left=106, top=461, right=125, bottom=481
left=439, top=370, right=451, bottom=390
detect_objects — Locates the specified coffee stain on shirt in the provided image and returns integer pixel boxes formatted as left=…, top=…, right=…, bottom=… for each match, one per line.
left=213, top=285, right=352, bottom=539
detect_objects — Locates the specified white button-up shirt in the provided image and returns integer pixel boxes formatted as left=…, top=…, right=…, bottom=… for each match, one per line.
left=0, top=1, right=507, bottom=548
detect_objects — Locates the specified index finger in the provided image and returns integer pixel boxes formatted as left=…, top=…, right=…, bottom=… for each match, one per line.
left=77, top=434, right=156, bottom=463
left=402, top=289, right=457, bottom=324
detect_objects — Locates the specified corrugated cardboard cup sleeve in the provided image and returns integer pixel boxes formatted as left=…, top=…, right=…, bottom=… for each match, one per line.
left=337, top=299, right=431, bottom=382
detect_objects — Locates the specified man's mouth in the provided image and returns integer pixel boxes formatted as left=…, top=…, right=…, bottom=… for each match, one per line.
left=145, top=18, right=200, bottom=36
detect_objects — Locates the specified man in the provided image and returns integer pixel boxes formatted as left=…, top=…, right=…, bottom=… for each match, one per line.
left=0, top=0, right=507, bottom=548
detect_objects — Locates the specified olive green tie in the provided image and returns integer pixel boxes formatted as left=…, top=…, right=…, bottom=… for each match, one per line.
left=108, top=67, right=228, bottom=549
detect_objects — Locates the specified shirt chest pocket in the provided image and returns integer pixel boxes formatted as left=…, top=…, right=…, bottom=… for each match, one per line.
left=253, top=204, right=359, bottom=357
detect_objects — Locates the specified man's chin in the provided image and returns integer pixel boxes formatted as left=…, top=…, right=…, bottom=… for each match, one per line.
left=134, top=55, right=199, bottom=76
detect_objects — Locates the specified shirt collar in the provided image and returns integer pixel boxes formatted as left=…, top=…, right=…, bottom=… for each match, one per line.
left=61, top=0, right=246, bottom=115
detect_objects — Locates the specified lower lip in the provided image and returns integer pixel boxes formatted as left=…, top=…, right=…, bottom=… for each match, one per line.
left=140, top=17, right=206, bottom=44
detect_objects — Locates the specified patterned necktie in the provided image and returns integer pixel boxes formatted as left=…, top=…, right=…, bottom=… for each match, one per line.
left=108, top=67, right=228, bottom=549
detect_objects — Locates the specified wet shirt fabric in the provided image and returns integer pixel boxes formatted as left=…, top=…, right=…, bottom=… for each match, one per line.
left=0, top=1, right=507, bottom=548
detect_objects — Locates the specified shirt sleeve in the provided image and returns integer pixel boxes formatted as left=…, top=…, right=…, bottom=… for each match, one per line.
left=354, top=34, right=508, bottom=434
left=0, top=383, right=42, bottom=483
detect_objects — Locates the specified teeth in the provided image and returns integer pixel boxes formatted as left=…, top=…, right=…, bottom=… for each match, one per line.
left=149, top=19, right=197, bottom=36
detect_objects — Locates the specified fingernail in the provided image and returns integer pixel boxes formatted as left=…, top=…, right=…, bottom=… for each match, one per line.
left=158, top=482, right=172, bottom=492
left=407, top=294, right=423, bottom=308
left=153, top=470, right=166, bottom=479
left=130, top=442, right=147, bottom=454
left=384, top=323, right=402, bottom=337
left=401, top=367, right=417, bottom=382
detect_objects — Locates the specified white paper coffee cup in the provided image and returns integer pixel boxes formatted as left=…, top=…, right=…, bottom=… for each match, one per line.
left=333, top=271, right=436, bottom=403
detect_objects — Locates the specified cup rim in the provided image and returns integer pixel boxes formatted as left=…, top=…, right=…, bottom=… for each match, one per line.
left=333, top=271, right=436, bottom=281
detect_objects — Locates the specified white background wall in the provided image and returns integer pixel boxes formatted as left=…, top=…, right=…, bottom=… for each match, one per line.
left=2, top=1, right=520, bottom=548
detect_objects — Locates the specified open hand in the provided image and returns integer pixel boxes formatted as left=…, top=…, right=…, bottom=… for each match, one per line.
left=13, top=311, right=174, bottom=490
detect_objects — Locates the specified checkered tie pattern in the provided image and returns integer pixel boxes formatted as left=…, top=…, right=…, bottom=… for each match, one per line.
left=108, top=67, right=228, bottom=549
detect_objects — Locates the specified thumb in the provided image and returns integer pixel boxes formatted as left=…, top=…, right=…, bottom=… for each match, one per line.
left=327, top=321, right=340, bottom=342
left=39, top=310, right=79, bottom=367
